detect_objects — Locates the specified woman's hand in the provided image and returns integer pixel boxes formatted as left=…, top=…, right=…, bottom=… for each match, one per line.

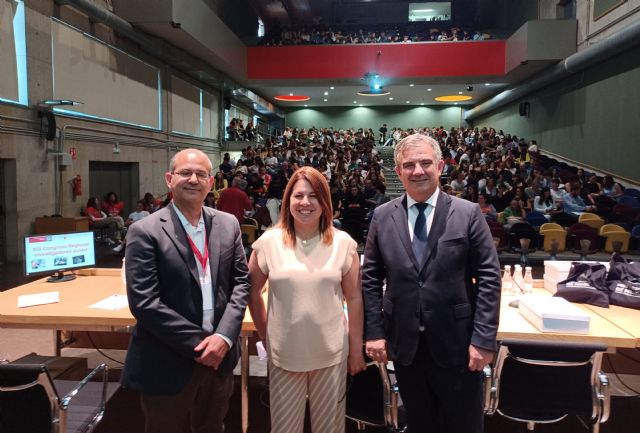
left=348, top=350, right=367, bottom=376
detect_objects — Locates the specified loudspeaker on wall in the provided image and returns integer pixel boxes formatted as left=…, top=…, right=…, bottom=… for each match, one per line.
left=519, top=102, right=530, bottom=117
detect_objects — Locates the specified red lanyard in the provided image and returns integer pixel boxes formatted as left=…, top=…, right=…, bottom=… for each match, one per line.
left=186, top=235, right=209, bottom=270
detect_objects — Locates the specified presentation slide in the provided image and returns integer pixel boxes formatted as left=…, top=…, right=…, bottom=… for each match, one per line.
left=24, top=231, right=96, bottom=276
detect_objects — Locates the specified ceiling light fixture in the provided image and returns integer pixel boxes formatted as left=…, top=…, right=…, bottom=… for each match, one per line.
left=458, top=91, right=463, bottom=95
left=409, top=83, right=415, bottom=87
left=330, top=86, right=335, bottom=90
left=324, top=91, right=329, bottom=95
left=274, top=95, right=310, bottom=102
left=485, top=83, right=491, bottom=86
left=435, top=95, right=473, bottom=102
left=358, top=71, right=390, bottom=96
left=427, top=88, right=432, bottom=92
left=358, top=89, right=391, bottom=96
left=389, top=97, right=394, bottom=100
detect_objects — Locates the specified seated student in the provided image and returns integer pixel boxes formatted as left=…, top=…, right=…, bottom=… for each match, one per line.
left=102, top=192, right=125, bottom=217
left=211, top=171, right=228, bottom=200
left=126, top=200, right=150, bottom=226
left=478, top=193, right=497, bottom=222
left=549, top=177, right=565, bottom=208
left=562, top=182, right=597, bottom=215
left=533, top=187, right=557, bottom=221
left=114, top=201, right=151, bottom=253
left=204, top=192, right=217, bottom=209
left=142, top=192, right=162, bottom=213
left=341, top=185, right=367, bottom=244
left=501, top=199, right=526, bottom=228
left=85, top=197, right=124, bottom=247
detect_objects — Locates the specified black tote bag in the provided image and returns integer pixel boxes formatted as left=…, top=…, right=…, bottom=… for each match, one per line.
left=555, top=262, right=610, bottom=308
left=607, top=253, right=640, bottom=309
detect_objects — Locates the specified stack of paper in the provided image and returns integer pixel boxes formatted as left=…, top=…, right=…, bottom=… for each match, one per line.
left=17, top=292, right=60, bottom=308
left=519, top=296, right=590, bottom=334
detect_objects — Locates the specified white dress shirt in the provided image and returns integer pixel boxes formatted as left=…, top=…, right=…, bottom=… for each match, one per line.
left=173, top=206, right=232, bottom=347
left=406, top=189, right=439, bottom=242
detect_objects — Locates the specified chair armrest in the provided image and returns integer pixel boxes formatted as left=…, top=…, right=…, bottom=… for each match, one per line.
left=597, top=372, right=610, bottom=423
left=482, top=364, right=497, bottom=415
left=59, top=363, right=108, bottom=410
left=373, top=362, right=396, bottom=429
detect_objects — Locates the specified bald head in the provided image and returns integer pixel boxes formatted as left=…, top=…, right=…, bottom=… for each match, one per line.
left=169, top=149, right=212, bottom=174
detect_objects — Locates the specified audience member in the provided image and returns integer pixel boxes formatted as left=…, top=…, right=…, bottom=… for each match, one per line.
left=562, top=182, right=597, bottom=215
left=142, top=192, right=163, bottom=213
left=217, top=177, right=252, bottom=223
left=204, top=192, right=216, bottom=208
left=212, top=172, right=228, bottom=200
left=86, top=196, right=124, bottom=247
left=102, top=192, right=125, bottom=217
left=126, top=200, right=150, bottom=226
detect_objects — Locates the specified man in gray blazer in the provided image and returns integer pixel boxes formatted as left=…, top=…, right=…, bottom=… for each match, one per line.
left=122, top=149, right=250, bottom=433
left=362, top=134, right=501, bottom=433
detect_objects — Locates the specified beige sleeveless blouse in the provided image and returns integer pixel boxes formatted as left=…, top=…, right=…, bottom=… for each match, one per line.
left=252, top=228, right=357, bottom=372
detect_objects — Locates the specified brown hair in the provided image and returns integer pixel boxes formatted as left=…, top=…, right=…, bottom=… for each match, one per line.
left=279, top=166, right=334, bottom=247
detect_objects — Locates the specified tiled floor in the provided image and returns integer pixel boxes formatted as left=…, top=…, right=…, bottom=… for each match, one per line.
left=2, top=244, right=640, bottom=432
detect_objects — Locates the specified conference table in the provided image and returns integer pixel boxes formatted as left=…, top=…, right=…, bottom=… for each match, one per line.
left=2, top=268, right=640, bottom=433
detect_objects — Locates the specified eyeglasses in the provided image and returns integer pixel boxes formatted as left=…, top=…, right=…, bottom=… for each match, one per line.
left=173, top=170, right=210, bottom=180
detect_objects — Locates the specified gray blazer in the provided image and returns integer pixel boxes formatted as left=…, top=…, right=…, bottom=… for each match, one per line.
left=121, top=203, right=250, bottom=394
left=362, top=191, right=501, bottom=367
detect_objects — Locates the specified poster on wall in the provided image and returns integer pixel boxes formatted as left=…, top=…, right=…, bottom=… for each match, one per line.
left=593, top=0, right=627, bottom=21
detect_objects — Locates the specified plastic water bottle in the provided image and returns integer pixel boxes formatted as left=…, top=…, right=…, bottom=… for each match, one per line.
left=502, top=265, right=515, bottom=295
left=120, top=258, right=127, bottom=293
left=513, top=264, right=524, bottom=293
left=523, top=266, right=534, bottom=295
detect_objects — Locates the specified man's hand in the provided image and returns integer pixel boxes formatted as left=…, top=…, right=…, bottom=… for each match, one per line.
left=468, top=345, right=494, bottom=371
left=194, top=335, right=230, bottom=369
left=365, top=339, right=388, bottom=364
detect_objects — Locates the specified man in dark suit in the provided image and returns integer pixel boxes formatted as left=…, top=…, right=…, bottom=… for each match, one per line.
left=122, top=149, right=250, bottom=433
left=362, top=134, right=501, bottom=433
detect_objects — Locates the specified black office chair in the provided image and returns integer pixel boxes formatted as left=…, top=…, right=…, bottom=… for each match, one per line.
left=346, top=361, right=406, bottom=432
left=0, top=362, right=112, bottom=433
left=484, top=340, right=610, bottom=432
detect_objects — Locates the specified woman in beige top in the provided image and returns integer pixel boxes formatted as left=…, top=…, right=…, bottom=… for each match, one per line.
left=248, top=166, right=366, bottom=433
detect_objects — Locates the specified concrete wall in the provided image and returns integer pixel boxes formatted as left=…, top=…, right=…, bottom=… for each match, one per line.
left=471, top=45, right=640, bottom=184
left=285, top=106, right=464, bottom=131
left=0, top=0, right=221, bottom=262
left=577, top=0, right=640, bottom=50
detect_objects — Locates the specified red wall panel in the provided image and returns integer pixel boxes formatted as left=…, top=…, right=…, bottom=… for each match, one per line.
left=248, top=41, right=505, bottom=80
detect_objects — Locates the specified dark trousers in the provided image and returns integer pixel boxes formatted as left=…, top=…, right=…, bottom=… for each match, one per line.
left=140, top=363, right=234, bottom=433
left=394, top=334, right=484, bottom=433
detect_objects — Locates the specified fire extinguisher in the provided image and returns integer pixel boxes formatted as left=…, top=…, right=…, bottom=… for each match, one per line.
left=72, top=174, right=82, bottom=197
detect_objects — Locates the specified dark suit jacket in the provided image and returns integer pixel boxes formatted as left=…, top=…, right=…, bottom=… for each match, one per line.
left=362, top=191, right=501, bottom=368
left=121, top=203, right=250, bottom=395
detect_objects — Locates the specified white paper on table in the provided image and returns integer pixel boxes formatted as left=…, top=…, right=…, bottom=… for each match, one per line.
left=89, top=294, right=129, bottom=311
left=17, top=291, right=60, bottom=308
